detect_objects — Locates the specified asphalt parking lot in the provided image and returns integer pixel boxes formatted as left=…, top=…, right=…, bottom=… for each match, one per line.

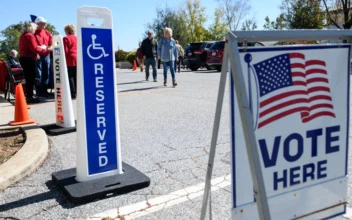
left=0, top=68, right=234, bottom=220
left=1, top=68, right=351, bottom=220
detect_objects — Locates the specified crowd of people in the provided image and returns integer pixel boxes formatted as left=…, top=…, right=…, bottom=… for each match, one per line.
left=137, top=27, right=184, bottom=87
left=10, top=17, right=77, bottom=104
left=9, top=19, right=181, bottom=104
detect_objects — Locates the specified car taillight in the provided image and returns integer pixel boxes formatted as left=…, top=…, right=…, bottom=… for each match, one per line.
left=194, top=50, right=204, bottom=54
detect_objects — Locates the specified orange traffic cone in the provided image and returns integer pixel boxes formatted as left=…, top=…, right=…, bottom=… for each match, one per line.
left=133, top=60, right=137, bottom=71
left=9, top=84, right=35, bottom=126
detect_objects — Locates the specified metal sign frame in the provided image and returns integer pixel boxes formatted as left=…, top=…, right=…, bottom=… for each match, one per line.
left=200, top=30, right=352, bottom=220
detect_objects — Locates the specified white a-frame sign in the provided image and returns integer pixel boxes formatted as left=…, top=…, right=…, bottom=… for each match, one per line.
left=201, top=30, right=352, bottom=220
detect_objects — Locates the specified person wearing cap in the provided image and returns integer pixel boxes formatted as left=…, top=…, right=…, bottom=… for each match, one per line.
left=34, top=16, right=53, bottom=97
left=63, top=24, right=77, bottom=99
left=19, top=21, right=48, bottom=103
left=141, top=30, right=158, bottom=82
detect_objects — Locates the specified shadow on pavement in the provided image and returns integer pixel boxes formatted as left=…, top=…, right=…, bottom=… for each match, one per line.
left=193, top=70, right=220, bottom=74
left=116, top=80, right=147, bottom=86
left=0, top=177, right=143, bottom=212
left=0, top=98, right=11, bottom=104
left=119, top=86, right=164, bottom=93
left=0, top=180, right=78, bottom=212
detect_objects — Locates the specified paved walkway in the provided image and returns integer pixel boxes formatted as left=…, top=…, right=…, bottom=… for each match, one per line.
left=0, top=69, right=232, bottom=220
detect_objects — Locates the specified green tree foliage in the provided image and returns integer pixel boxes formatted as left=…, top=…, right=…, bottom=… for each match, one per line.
left=286, top=0, right=325, bottom=29
left=115, top=49, right=129, bottom=62
left=265, top=0, right=325, bottom=30
left=200, top=26, right=215, bottom=41
left=241, top=19, right=257, bottom=30
left=125, top=50, right=137, bottom=65
left=0, top=23, right=23, bottom=60
left=45, top=23, right=59, bottom=35
left=263, top=15, right=286, bottom=30
left=0, top=22, right=59, bottom=61
left=209, top=8, right=228, bottom=40
left=181, top=0, right=208, bottom=42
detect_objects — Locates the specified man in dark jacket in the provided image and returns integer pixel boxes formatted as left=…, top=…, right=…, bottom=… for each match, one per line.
left=141, top=30, right=158, bottom=82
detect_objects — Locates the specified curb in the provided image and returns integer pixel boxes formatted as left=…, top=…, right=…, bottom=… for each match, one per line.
left=0, top=125, right=49, bottom=190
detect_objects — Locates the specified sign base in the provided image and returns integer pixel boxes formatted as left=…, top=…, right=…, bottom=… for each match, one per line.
left=52, top=162, right=150, bottom=204
left=40, top=123, right=76, bottom=136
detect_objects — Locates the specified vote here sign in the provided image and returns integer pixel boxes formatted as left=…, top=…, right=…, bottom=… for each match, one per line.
left=231, top=45, right=350, bottom=219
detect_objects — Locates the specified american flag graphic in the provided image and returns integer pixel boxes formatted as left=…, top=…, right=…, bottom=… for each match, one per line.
left=253, top=53, right=335, bottom=129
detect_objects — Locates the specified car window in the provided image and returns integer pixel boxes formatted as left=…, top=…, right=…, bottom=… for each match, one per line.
left=210, top=42, right=225, bottom=50
left=237, top=42, right=262, bottom=47
left=206, top=43, right=213, bottom=49
left=189, top=43, right=203, bottom=50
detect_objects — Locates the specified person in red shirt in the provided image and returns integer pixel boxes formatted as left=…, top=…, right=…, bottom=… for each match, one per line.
left=136, top=43, right=144, bottom=72
left=63, top=24, right=77, bottom=99
left=34, top=16, right=53, bottom=97
left=19, top=21, right=48, bottom=103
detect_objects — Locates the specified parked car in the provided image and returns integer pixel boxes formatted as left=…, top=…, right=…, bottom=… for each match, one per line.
left=207, top=41, right=265, bottom=72
left=184, top=41, right=215, bottom=71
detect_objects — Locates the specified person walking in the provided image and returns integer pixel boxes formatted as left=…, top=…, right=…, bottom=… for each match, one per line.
left=157, top=27, right=178, bottom=87
left=136, top=43, right=144, bottom=72
left=141, top=30, right=158, bottom=82
left=18, top=21, right=48, bottom=103
left=175, top=40, right=184, bottom=73
left=63, top=24, right=77, bottom=99
left=34, top=16, right=52, bottom=97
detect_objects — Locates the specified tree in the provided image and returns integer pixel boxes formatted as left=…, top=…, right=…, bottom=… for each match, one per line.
left=264, top=0, right=325, bottom=30
left=0, top=23, right=23, bottom=60
left=200, top=26, right=215, bottom=41
left=217, top=0, right=251, bottom=31
left=0, top=22, right=59, bottom=61
left=146, top=6, right=189, bottom=47
left=241, top=19, right=257, bottom=30
left=209, top=8, right=228, bottom=40
left=125, top=50, right=137, bottom=65
left=263, top=15, right=286, bottom=30
left=115, top=49, right=129, bottom=62
left=45, top=23, right=59, bottom=36
left=286, top=0, right=325, bottom=29
left=180, top=0, right=208, bottom=42
left=322, top=0, right=352, bottom=29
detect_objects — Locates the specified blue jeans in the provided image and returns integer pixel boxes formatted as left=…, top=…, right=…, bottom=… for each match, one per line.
left=36, top=55, right=50, bottom=94
left=163, top=60, right=175, bottom=79
left=145, top=57, right=157, bottom=80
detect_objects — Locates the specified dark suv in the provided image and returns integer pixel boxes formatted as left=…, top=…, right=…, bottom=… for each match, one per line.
left=184, top=41, right=215, bottom=71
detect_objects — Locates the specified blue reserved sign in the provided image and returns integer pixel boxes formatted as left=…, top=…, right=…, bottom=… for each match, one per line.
left=81, top=28, right=118, bottom=175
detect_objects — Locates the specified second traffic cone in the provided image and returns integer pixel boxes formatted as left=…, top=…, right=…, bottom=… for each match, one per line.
left=9, top=84, right=35, bottom=126
left=133, top=60, right=137, bottom=71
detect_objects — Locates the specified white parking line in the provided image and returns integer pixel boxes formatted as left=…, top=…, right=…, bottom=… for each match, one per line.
left=89, top=174, right=231, bottom=220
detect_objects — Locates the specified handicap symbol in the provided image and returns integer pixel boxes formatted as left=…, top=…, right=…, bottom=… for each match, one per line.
left=87, top=34, right=109, bottom=60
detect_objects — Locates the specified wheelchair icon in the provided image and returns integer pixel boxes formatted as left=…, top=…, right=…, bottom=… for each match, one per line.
left=87, top=34, right=109, bottom=60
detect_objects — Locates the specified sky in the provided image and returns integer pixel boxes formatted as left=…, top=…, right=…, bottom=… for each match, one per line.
left=0, top=0, right=281, bottom=51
